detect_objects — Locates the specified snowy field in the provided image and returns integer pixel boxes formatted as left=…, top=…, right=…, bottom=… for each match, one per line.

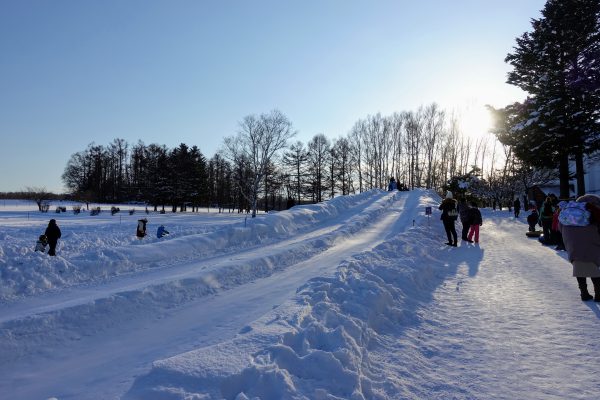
left=1, top=190, right=599, bottom=400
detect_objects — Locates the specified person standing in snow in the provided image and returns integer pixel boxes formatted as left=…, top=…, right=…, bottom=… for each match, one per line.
left=388, top=177, right=397, bottom=191
left=539, top=197, right=555, bottom=244
left=559, top=194, right=600, bottom=302
left=513, top=198, right=521, bottom=218
left=136, top=218, right=148, bottom=238
left=527, top=208, right=539, bottom=232
left=466, top=201, right=483, bottom=243
left=439, top=191, right=458, bottom=247
left=458, top=197, right=472, bottom=243
left=44, top=219, right=62, bottom=256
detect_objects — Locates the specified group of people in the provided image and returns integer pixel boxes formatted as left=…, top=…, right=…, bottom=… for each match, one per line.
left=35, top=219, right=62, bottom=256
left=136, top=218, right=170, bottom=239
left=35, top=218, right=170, bottom=256
left=438, top=191, right=483, bottom=247
left=387, top=177, right=409, bottom=192
left=440, top=190, right=600, bottom=303
left=529, top=193, right=600, bottom=302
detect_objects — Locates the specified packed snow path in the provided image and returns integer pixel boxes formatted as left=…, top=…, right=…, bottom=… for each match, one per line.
left=0, top=190, right=418, bottom=399
left=381, top=217, right=600, bottom=399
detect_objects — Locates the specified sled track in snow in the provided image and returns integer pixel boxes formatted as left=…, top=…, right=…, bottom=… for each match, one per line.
left=0, top=191, right=419, bottom=361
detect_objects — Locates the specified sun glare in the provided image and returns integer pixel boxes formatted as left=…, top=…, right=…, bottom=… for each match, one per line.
left=460, top=103, right=493, bottom=141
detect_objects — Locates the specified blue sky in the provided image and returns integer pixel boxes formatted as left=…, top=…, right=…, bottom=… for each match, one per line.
left=0, top=0, right=544, bottom=193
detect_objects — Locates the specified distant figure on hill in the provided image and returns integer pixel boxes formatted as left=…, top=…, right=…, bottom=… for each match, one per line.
left=44, top=219, right=62, bottom=256
left=388, top=177, right=397, bottom=191
left=136, top=218, right=148, bottom=238
left=439, top=191, right=458, bottom=247
left=559, top=194, right=600, bottom=302
left=157, top=225, right=169, bottom=238
left=513, top=198, right=521, bottom=218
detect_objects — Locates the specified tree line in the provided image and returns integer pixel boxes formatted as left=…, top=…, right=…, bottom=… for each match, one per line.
left=60, top=106, right=532, bottom=215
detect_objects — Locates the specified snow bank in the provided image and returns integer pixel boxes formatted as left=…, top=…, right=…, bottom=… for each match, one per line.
left=125, top=191, right=447, bottom=399
left=0, top=190, right=394, bottom=301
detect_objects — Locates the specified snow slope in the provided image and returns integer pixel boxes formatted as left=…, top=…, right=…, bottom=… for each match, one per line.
left=1, top=190, right=600, bottom=400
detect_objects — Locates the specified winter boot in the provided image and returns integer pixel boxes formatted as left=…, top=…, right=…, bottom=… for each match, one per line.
left=577, top=277, right=593, bottom=301
left=592, top=278, right=600, bottom=302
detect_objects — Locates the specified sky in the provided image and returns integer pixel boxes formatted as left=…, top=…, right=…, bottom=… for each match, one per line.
left=0, top=0, right=545, bottom=193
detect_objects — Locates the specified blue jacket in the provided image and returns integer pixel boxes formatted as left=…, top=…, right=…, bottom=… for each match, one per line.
left=157, top=225, right=169, bottom=238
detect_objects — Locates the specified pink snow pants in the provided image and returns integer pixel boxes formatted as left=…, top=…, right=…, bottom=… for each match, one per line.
left=468, top=224, right=480, bottom=243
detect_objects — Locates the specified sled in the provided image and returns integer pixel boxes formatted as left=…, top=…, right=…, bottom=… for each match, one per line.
left=526, top=230, right=542, bottom=238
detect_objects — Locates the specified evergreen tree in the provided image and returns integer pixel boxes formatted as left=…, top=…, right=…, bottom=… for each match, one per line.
left=504, top=0, right=600, bottom=197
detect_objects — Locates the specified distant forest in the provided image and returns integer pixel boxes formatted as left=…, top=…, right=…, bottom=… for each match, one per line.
left=58, top=104, right=522, bottom=213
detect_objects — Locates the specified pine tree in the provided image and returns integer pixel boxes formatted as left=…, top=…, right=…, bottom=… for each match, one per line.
left=504, top=0, right=600, bottom=197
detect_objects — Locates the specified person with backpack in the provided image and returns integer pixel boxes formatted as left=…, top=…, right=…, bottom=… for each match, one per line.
left=44, top=219, right=62, bottom=256
left=439, top=191, right=458, bottom=247
left=558, top=194, right=600, bottom=302
left=539, top=197, right=555, bottom=244
left=466, top=201, right=483, bottom=243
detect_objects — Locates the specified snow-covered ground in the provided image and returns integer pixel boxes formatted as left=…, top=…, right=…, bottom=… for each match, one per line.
left=1, top=190, right=599, bottom=400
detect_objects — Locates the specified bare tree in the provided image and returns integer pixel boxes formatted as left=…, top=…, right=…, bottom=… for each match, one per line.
left=25, top=186, right=53, bottom=211
left=223, top=109, right=296, bottom=217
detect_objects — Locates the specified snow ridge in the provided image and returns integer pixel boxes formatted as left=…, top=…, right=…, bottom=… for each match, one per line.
left=0, top=190, right=393, bottom=301
left=124, top=192, right=443, bottom=400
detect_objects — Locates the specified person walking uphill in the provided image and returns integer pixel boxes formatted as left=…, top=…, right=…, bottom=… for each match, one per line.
left=458, top=197, right=472, bottom=242
left=44, top=219, right=62, bottom=256
left=559, top=194, right=600, bottom=301
left=439, top=191, right=458, bottom=247
left=467, top=201, right=483, bottom=243
left=513, top=198, right=521, bottom=218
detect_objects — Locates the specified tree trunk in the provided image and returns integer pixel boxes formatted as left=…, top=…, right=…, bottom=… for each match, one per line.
left=559, top=152, right=570, bottom=199
left=575, top=149, right=586, bottom=197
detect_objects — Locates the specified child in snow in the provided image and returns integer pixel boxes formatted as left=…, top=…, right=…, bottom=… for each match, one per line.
left=157, top=225, right=169, bottom=238
left=35, top=235, right=48, bottom=253
left=527, top=208, right=539, bottom=232
left=467, top=201, right=483, bottom=243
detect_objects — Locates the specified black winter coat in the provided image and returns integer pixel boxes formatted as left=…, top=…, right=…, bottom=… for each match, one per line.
left=439, top=198, right=458, bottom=221
left=466, top=208, right=482, bottom=225
left=45, top=222, right=62, bottom=243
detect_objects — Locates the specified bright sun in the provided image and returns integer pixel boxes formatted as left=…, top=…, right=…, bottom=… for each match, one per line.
left=459, top=102, right=494, bottom=141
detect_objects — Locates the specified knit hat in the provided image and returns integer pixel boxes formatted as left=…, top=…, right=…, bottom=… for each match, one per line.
left=446, top=191, right=453, bottom=199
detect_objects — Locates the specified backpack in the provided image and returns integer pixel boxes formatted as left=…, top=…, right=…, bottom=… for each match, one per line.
left=558, top=201, right=591, bottom=226
left=447, top=208, right=458, bottom=218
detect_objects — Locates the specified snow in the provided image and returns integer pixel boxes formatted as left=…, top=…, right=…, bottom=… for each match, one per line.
left=1, top=190, right=600, bottom=400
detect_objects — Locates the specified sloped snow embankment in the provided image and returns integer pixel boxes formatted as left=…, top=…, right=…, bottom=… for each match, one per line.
left=0, top=190, right=404, bottom=362
left=0, top=190, right=392, bottom=301
left=125, top=191, right=446, bottom=400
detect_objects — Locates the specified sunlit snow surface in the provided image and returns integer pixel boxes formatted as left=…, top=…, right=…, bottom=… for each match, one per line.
left=1, top=190, right=599, bottom=400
